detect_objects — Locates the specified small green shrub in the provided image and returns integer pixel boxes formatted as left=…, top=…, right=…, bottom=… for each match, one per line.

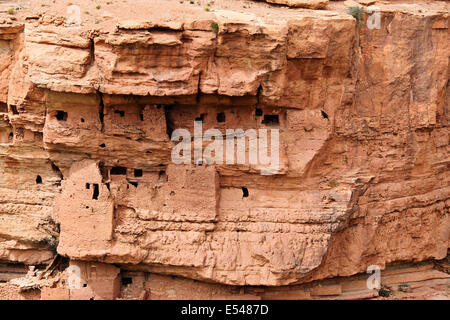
left=210, top=22, right=218, bottom=33
left=348, top=6, right=364, bottom=24
left=7, top=8, right=15, bottom=15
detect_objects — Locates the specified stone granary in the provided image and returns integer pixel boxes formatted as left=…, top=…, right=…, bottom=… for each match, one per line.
left=0, top=0, right=448, bottom=300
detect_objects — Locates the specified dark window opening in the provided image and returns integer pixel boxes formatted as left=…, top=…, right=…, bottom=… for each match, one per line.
left=0, top=102, right=7, bottom=113
left=129, top=181, right=138, bottom=187
left=99, top=110, right=104, bottom=125
left=36, top=175, right=42, bottom=184
left=9, top=132, right=13, bottom=138
left=321, top=110, right=329, bottom=119
left=114, top=110, right=125, bottom=117
left=110, top=166, right=127, bottom=175
left=86, top=183, right=90, bottom=189
left=92, top=184, right=99, bottom=200
left=164, top=105, right=175, bottom=138
left=56, top=111, right=68, bottom=121
left=10, top=105, right=18, bottom=115
left=242, top=187, right=249, bottom=198
left=195, top=113, right=205, bottom=122
left=140, top=113, right=144, bottom=121
left=99, top=162, right=109, bottom=182
left=158, top=170, right=168, bottom=182
left=81, top=118, right=85, bottom=123
left=255, top=108, right=263, bottom=116
left=34, top=132, right=43, bottom=141
left=146, top=150, right=152, bottom=154
left=134, top=169, right=143, bottom=177
left=99, top=143, right=106, bottom=148
left=262, top=115, right=279, bottom=125
left=50, top=162, right=63, bottom=180
left=121, top=277, right=133, bottom=286
left=217, top=112, right=225, bottom=123
left=105, top=183, right=110, bottom=191
left=83, top=283, right=87, bottom=288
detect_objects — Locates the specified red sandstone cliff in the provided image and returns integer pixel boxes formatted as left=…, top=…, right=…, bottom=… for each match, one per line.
left=0, top=0, right=448, bottom=300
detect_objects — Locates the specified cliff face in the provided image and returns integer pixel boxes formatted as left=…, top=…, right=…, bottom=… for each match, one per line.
left=0, top=0, right=448, bottom=299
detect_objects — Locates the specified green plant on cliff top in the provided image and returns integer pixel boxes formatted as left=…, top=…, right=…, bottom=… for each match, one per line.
left=7, top=8, right=15, bottom=15
left=348, top=6, right=364, bottom=25
left=210, top=22, right=218, bottom=33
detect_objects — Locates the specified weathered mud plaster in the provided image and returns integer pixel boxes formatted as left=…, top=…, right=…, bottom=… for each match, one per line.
left=0, top=0, right=448, bottom=297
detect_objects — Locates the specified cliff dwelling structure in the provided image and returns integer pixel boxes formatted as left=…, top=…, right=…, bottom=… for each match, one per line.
left=0, top=0, right=448, bottom=300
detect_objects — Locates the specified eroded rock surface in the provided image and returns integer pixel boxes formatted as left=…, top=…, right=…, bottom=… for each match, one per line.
left=0, top=0, right=448, bottom=296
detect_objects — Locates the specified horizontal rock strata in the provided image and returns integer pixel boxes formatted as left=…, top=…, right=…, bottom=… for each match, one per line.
left=0, top=0, right=448, bottom=297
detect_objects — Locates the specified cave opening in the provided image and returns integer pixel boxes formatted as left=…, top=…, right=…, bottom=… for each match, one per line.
left=10, top=105, right=18, bottom=115
left=92, top=184, right=99, bottom=200
left=56, top=111, right=68, bottom=121
left=0, top=102, right=7, bottom=113
left=114, top=110, right=125, bottom=117
left=164, top=105, right=175, bottom=138
left=217, top=112, right=225, bottom=123
left=134, top=169, right=143, bottom=177
left=110, top=166, right=127, bottom=175
left=321, top=110, right=329, bottom=119
left=99, top=162, right=109, bottom=182
left=262, top=114, right=279, bottom=125
left=35, top=175, right=42, bottom=184
left=242, top=187, right=249, bottom=198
